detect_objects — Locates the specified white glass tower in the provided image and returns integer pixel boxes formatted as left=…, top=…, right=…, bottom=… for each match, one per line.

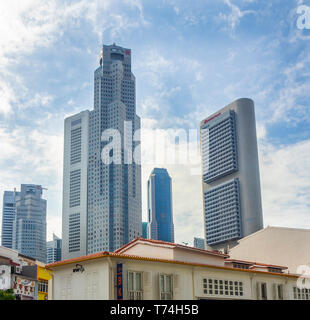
left=200, top=98, right=263, bottom=250
left=62, top=44, right=142, bottom=259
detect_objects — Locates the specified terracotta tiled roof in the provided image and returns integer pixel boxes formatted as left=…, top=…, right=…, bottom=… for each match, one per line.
left=46, top=237, right=292, bottom=278
left=46, top=251, right=298, bottom=279
left=46, top=251, right=110, bottom=268
left=114, top=237, right=229, bottom=258
left=225, top=258, right=288, bottom=270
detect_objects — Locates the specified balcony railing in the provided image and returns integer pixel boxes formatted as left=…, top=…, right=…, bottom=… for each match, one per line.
left=128, top=291, right=143, bottom=300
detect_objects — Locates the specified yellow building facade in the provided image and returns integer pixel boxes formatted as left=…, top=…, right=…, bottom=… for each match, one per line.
left=37, top=265, right=52, bottom=300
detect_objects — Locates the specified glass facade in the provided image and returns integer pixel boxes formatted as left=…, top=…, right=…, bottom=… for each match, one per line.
left=148, top=168, right=174, bottom=243
left=201, top=110, right=238, bottom=183
left=193, top=237, right=205, bottom=249
left=142, top=222, right=148, bottom=239
left=46, top=234, right=62, bottom=264
left=12, top=184, right=47, bottom=263
left=63, top=44, right=142, bottom=258
left=86, top=44, right=141, bottom=253
left=201, top=109, right=242, bottom=246
left=1, top=191, right=19, bottom=248
left=204, top=179, right=241, bottom=245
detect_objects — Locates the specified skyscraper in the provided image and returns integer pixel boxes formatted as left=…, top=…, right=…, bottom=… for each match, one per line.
left=62, top=44, right=142, bottom=259
left=12, top=184, right=47, bottom=262
left=142, top=222, right=148, bottom=239
left=1, top=190, right=19, bottom=248
left=194, top=237, right=205, bottom=250
left=46, top=234, right=62, bottom=264
left=200, top=98, right=263, bottom=250
left=147, top=168, right=174, bottom=243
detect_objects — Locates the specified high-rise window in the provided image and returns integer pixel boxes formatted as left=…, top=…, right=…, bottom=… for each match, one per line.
left=200, top=99, right=263, bottom=248
left=62, top=44, right=142, bottom=259
left=69, top=170, right=81, bottom=208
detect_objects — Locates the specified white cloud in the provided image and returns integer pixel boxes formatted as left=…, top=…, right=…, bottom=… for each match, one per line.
left=259, top=138, right=310, bottom=228
left=0, top=79, right=15, bottom=114
left=0, top=0, right=149, bottom=115
left=0, top=126, right=63, bottom=242
left=268, top=53, right=310, bottom=124
left=218, top=0, right=255, bottom=32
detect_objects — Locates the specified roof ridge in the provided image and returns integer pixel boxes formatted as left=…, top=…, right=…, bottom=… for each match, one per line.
left=115, top=237, right=228, bottom=257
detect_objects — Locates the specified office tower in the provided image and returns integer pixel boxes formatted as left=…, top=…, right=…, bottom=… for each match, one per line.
left=142, top=222, right=148, bottom=239
left=12, top=184, right=47, bottom=262
left=46, top=234, right=62, bottom=264
left=1, top=190, right=19, bottom=248
left=194, top=237, right=205, bottom=250
left=200, top=98, right=263, bottom=250
left=147, top=168, right=174, bottom=243
left=62, top=44, right=142, bottom=259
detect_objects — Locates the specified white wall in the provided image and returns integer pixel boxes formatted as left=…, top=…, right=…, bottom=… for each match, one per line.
left=49, top=256, right=300, bottom=300
left=0, top=265, right=11, bottom=290
left=52, top=260, right=110, bottom=300
left=173, top=248, right=225, bottom=267
left=229, top=227, right=310, bottom=273
left=119, top=242, right=174, bottom=260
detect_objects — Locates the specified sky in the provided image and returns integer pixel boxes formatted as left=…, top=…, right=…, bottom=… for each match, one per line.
left=0, top=0, right=310, bottom=246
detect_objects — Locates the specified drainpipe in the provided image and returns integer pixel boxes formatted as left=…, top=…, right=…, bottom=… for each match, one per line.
left=192, top=267, right=195, bottom=300
left=250, top=273, right=255, bottom=300
left=107, top=257, right=113, bottom=300
left=51, top=271, right=54, bottom=301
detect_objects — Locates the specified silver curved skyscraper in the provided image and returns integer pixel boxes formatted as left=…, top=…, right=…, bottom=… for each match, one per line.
left=200, top=98, right=263, bottom=250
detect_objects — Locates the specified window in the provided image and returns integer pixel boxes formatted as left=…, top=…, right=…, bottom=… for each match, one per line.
left=261, top=283, right=267, bottom=300
left=232, top=263, right=250, bottom=270
left=203, top=278, right=243, bottom=297
left=128, top=271, right=143, bottom=300
left=257, top=282, right=267, bottom=300
left=70, top=127, right=82, bottom=164
left=69, top=213, right=80, bottom=252
left=268, top=267, right=283, bottom=274
left=38, top=280, right=48, bottom=293
left=69, top=170, right=81, bottom=207
left=293, top=287, right=310, bottom=300
left=160, top=274, right=173, bottom=300
left=273, top=284, right=284, bottom=300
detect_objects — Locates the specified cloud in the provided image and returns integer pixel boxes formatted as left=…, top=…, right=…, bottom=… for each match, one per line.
left=0, top=79, right=15, bottom=115
left=268, top=53, right=310, bottom=124
left=218, top=0, right=256, bottom=31
left=0, top=0, right=149, bottom=114
left=0, top=0, right=309, bottom=248
left=0, top=125, right=63, bottom=242
left=259, top=138, right=310, bottom=228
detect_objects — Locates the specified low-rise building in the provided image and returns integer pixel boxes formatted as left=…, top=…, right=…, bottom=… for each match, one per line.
left=228, top=226, right=310, bottom=274
left=46, top=238, right=307, bottom=300
left=11, top=268, right=37, bottom=300
left=37, top=264, right=52, bottom=300
left=0, top=245, right=51, bottom=300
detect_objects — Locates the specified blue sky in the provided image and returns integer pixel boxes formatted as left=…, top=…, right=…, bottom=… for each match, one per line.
left=0, top=0, right=310, bottom=245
